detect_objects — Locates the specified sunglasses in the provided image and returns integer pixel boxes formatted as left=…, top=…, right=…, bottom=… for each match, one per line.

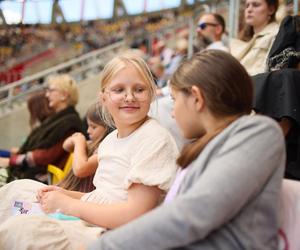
left=198, top=22, right=218, bottom=30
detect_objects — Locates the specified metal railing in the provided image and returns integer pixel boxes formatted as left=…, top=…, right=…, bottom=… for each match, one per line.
left=0, top=40, right=126, bottom=117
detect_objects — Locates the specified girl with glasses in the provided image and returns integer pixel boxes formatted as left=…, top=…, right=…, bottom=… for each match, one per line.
left=0, top=51, right=178, bottom=250
left=87, top=50, right=285, bottom=250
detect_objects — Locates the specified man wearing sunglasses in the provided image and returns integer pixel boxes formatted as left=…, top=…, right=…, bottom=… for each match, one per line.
left=196, top=13, right=229, bottom=52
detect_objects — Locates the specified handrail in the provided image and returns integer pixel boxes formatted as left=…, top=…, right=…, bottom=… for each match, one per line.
left=0, top=40, right=126, bottom=117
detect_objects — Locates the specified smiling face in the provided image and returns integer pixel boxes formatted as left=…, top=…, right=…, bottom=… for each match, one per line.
left=244, top=0, right=275, bottom=32
left=102, top=64, right=151, bottom=130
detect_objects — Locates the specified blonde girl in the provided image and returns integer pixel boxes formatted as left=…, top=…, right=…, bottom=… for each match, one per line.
left=87, top=50, right=285, bottom=250
left=0, top=51, right=178, bottom=250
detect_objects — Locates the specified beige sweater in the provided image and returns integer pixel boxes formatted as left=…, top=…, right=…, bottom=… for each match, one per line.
left=231, top=22, right=279, bottom=76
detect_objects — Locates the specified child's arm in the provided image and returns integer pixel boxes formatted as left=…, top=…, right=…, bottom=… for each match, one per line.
left=40, top=183, right=162, bottom=229
left=71, top=133, right=98, bottom=178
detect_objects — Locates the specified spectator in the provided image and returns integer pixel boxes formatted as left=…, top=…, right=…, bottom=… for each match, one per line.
left=0, top=51, right=178, bottom=250
left=0, top=90, right=54, bottom=186
left=87, top=50, right=285, bottom=250
left=58, top=102, right=114, bottom=193
left=196, top=13, right=229, bottom=52
left=0, top=74, right=83, bottom=182
left=231, top=0, right=279, bottom=75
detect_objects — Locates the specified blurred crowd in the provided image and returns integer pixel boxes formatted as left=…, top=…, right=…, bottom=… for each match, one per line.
left=0, top=11, right=182, bottom=85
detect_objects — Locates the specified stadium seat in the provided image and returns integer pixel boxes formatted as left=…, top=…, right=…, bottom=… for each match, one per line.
left=47, top=153, right=73, bottom=185
left=278, top=179, right=300, bottom=250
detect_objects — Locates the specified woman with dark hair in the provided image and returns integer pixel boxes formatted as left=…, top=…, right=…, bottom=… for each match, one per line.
left=231, top=0, right=279, bottom=75
left=87, top=50, right=285, bottom=250
left=0, top=90, right=54, bottom=185
left=0, top=74, right=83, bottom=182
left=27, top=90, right=54, bottom=129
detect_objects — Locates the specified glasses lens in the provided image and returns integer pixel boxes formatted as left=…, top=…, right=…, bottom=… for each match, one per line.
left=199, top=23, right=207, bottom=30
left=107, top=88, right=149, bottom=103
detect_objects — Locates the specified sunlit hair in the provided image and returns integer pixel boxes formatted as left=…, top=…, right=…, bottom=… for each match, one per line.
left=47, top=74, right=79, bottom=106
left=58, top=101, right=114, bottom=192
left=239, top=0, right=279, bottom=41
left=99, top=51, right=157, bottom=127
left=27, top=90, right=54, bottom=129
left=170, top=50, right=253, bottom=168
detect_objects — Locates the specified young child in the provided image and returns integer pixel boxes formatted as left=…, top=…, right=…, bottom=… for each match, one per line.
left=87, top=50, right=286, bottom=250
left=0, top=51, right=179, bottom=250
left=58, top=102, right=114, bottom=193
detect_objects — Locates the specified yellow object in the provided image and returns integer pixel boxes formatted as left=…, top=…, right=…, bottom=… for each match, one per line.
left=47, top=153, right=73, bottom=184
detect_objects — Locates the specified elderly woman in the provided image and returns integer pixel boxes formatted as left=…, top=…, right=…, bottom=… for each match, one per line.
left=0, top=74, right=83, bottom=182
left=231, top=0, right=279, bottom=75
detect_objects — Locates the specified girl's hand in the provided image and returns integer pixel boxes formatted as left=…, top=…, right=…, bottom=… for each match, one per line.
left=40, top=190, right=73, bottom=214
left=72, top=133, right=86, bottom=144
left=36, top=185, right=62, bottom=202
left=63, top=136, right=75, bottom=152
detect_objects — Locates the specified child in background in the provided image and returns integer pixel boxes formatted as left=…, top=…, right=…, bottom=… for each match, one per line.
left=58, top=102, right=114, bottom=193
left=0, top=51, right=179, bottom=250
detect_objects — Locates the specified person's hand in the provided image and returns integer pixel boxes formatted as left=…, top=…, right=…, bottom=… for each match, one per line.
left=10, top=147, right=19, bottom=154
left=40, top=190, right=73, bottom=214
left=0, top=157, right=9, bottom=168
left=72, top=132, right=86, bottom=144
left=63, top=136, right=75, bottom=152
left=36, top=185, right=62, bottom=202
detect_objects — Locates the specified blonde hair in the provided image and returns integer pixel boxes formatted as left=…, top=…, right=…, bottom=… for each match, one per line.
left=99, top=51, right=156, bottom=127
left=47, top=74, right=79, bottom=106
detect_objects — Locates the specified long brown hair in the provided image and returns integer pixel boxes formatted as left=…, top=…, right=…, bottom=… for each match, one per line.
left=58, top=102, right=114, bottom=191
left=27, top=90, right=54, bottom=129
left=239, top=0, right=279, bottom=41
left=170, top=50, right=253, bottom=168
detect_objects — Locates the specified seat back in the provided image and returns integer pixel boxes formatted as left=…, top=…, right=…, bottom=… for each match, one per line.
left=278, top=179, right=300, bottom=250
left=47, top=153, right=73, bottom=185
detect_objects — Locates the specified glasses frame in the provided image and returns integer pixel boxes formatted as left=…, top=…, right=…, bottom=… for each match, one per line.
left=45, top=87, right=60, bottom=93
left=104, top=88, right=150, bottom=103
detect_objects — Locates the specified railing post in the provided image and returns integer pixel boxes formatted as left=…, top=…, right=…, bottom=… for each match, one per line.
left=294, top=0, right=299, bottom=15
left=229, top=0, right=240, bottom=39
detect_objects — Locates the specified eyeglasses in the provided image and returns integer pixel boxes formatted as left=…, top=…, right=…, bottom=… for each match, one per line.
left=198, top=22, right=218, bottom=30
left=105, top=87, right=149, bottom=103
left=45, top=87, right=60, bottom=93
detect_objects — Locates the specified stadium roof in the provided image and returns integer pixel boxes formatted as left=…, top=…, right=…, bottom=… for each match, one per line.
left=0, top=0, right=198, bottom=24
